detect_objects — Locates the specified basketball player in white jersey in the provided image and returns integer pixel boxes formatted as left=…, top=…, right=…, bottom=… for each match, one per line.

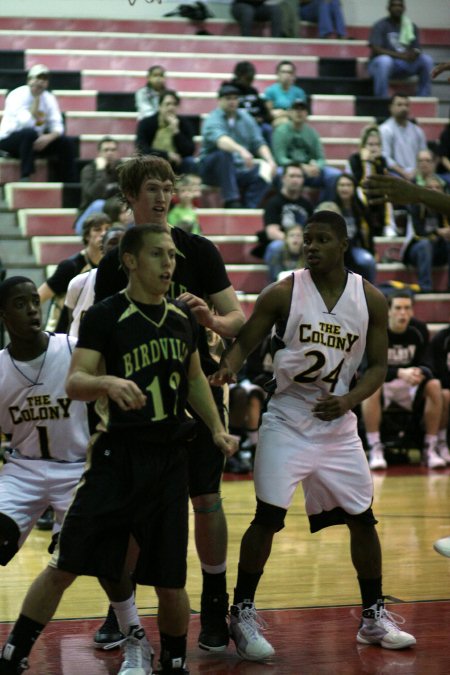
left=0, top=276, right=89, bottom=565
left=210, top=210, right=416, bottom=659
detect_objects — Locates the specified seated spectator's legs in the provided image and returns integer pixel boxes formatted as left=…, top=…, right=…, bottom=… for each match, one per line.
left=368, top=55, right=395, bottom=98
left=410, top=53, right=434, bottom=97
left=236, top=166, right=271, bottom=209
left=404, top=239, right=433, bottom=291
left=299, top=0, right=320, bottom=23
left=0, top=128, right=38, bottom=178
left=368, top=54, right=433, bottom=98
left=264, top=240, right=285, bottom=282
left=232, top=3, right=282, bottom=37
left=73, top=199, right=106, bottom=235
left=318, top=0, right=346, bottom=37
left=178, top=156, right=198, bottom=176
left=199, top=150, right=240, bottom=205
left=304, top=166, right=341, bottom=201
left=348, top=247, right=377, bottom=284
left=38, top=135, right=77, bottom=182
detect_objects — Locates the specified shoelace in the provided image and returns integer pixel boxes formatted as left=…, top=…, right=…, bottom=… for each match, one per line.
left=375, top=606, right=408, bottom=633
left=239, top=606, right=269, bottom=637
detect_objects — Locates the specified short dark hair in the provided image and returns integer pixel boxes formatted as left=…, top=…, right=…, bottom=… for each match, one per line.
left=119, top=224, right=170, bottom=272
left=0, top=276, right=35, bottom=309
left=390, top=93, right=409, bottom=105
left=387, top=291, right=414, bottom=307
left=97, top=136, right=117, bottom=151
left=233, top=61, right=256, bottom=79
left=304, top=210, right=348, bottom=240
left=81, top=212, right=111, bottom=245
left=159, top=89, right=180, bottom=106
left=148, top=65, right=165, bottom=76
left=276, top=60, right=295, bottom=74
left=118, top=155, right=176, bottom=205
left=283, top=163, right=304, bottom=178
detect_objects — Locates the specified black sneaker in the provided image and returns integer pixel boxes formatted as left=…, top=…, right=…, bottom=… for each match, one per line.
left=198, top=592, right=229, bottom=652
left=0, top=646, right=29, bottom=674
left=93, top=605, right=125, bottom=649
left=35, top=506, right=54, bottom=531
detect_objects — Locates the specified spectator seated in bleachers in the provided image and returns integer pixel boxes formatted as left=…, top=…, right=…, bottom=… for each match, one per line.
left=401, top=175, right=450, bottom=292
left=230, top=0, right=283, bottom=37
left=346, top=124, right=397, bottom=237
left=64, top=225, right=126, bottom=338
left=266, top=224, right=305, bottom=282
left=135, top=64, right=166, bottom=120
left=0, top=64, right=76, bottom=182
left=255, top=163, right=312, bottom=266
left=262, top=60, right=307, bottom=128
left=379, top=94, right=428, bottom=181
left=38, top=213, right=111, bottom=333
left=332, top=173, right=377, bottom=284
left=272, top=99, right=341, bottom=201
left=73, top=136, right=122, bottom=235
left=415, top=148, right=446, bottom=188
left=367, top=0, right=434, bottom=98
left=135, top=90, right=198, bottom=175
left=199, top=81, right=277, bottom=209
left=361, top=291, right=447, bottom=470
left=230, top=61, right=272, bottom=145
left=436, top=108, right=450, bottom=187
left=102, top=195, right=134, bottom=228
left=299, top=0, right=347, bottom=39
left=167, top=173, right=202, bottom=234
left=426, top=324, right=450, bottom=466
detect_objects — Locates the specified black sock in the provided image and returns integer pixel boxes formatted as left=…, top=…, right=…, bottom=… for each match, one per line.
left=233, top=564, right=263, bottom=605
left=3, top=614, right=45, bottom=662
left=201, top=569, right=227, bottom=597
left=358, top=576, right=383, bottom=609
left=159, top=632, right=187, bottom=665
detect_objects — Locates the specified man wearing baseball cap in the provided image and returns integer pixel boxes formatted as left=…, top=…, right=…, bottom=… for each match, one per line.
left=199, top=81, right=277, bottom=208
left=0, top=64, right=76, bottom=182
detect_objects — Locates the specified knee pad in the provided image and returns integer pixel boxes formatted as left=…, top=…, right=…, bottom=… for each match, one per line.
left=251, top=498, right=286, bottom=532
left=0, top=513, right=21, bottom=565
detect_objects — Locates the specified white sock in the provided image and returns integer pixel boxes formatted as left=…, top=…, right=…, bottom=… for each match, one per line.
left=425, top=434, right=438, bottom=450
left=111, top=595, right=141, bottom=636
left=366, top=432, right=381, bottom=448
left=438, top=429, right=448, bottom=443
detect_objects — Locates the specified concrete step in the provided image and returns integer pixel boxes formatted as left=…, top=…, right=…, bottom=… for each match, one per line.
left=0, top=237, right=35, bottom=265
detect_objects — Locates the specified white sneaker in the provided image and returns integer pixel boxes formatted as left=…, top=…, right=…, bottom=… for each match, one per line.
left=118, top=626, right=153, bottom=675
left=433, top=536, right=450, bottom=558
left=368, top=445, right=387, bottom=470
left=424, top=445, right=446, bottom=469
left=229, top=601, right=275, bottom=661
left=357, top=600, right=416, bottom=650
left=437, top=440, right=450, bottom=464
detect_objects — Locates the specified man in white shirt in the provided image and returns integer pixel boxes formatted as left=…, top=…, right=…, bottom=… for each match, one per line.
left=379, top=94, right=427, bottom=181
left=0, top=64, right=76, bottom=181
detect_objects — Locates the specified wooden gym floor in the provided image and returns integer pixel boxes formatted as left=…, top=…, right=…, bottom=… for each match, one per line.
left=1, top=465, right=450, bottom=674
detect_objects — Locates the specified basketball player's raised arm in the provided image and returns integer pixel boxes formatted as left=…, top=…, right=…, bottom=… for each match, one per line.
left=210, top=277, right=291, bottom=386
left=344, top=283, right=388, bottom=411
left=66, top=347, right=146, bottom=411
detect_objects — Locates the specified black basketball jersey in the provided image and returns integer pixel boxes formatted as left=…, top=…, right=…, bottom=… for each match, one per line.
left=94, top=227, right=231, bottom=375
left=77, top=292, right=198, bottom=435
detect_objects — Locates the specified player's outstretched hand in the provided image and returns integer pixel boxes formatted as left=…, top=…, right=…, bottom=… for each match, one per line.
left=362, top=174, right=416, bottom=206
left=431, top=62, right=450, bottom=81
left=178, top=292, right=214, bottom=329
left=209, top=367, right=237, bottom=386
left=107, top=377, right=147, bottom=411
left=213, top=432, right=240, bottom=458
left=312, top=394, right=349, bottom=421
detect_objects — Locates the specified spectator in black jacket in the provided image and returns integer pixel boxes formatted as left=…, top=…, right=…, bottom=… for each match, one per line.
left=135, top=90, right=197, bottom=174
left=230, top=61, right=272, bottom=144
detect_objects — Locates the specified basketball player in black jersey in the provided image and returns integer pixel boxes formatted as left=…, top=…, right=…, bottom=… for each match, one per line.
left=0, top=225, right=238, bottom=675
left=93, top=155, right=246, bottom=653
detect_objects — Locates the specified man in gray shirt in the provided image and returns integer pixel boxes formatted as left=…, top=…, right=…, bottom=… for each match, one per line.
left=379, top=94, right=427, bottom=180
left=199, top=82, right=277, bottom=208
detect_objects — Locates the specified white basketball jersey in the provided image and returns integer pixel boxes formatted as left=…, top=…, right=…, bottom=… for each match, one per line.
left=0, top=333, right=89, bottom=461
left=273, top=269, right=369, bottom=407
left=65, top=268, right=97, bottom=338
